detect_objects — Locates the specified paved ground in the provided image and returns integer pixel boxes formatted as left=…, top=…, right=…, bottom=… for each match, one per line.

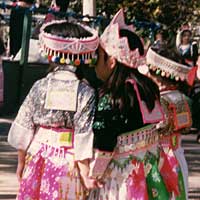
left=0, top=116, right=18, bottom=200
left=0, top=117, right=200, bottom=200
left=0, top=141, right=18, bottom=200
left=183, top=134, right=200, bottom=200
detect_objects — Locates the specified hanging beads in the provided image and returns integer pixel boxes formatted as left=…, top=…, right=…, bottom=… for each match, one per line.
left=175, top=76, right=179, bottom=81
left=60, top=53, right=65, bottom=64
left=170, top=74, right=175, bottom=80
left=161, top=71, right=166, bottom=77
left=156, top=69, right=161, bottom=75
left=74, top=54, right=81, bottom=66
left=65, top=53, right=71, bottom=64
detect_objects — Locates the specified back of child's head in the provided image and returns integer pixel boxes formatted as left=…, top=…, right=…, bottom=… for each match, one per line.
left=43, top=22, right=93, bottom=39
left=151, top=42, right=183, bottom=64
left=40, top=21, right=99, bottom=72
left=55, top=0, right=70, bottom=12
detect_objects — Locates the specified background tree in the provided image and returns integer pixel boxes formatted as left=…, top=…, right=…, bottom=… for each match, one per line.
left=69, top=0, right=199, bottom=30
left=37, top=0, right=200, bottom=46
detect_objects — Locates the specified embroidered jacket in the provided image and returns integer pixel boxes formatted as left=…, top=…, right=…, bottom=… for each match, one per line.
left=8, top=67, right=95, bottom=161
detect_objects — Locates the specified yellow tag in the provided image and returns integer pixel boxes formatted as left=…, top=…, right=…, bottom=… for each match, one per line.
left=172, top=135, right=177, bottom=147
left=59, top=132, right=73, bottom=147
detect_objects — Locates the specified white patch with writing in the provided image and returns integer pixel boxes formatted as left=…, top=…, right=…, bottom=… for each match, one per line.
left=45, top=79, right=79, bottom=111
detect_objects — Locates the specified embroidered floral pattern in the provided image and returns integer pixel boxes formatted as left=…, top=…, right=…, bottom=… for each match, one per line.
left=93, top=121, right=105, bottom=130
left=17, top=143, right=86, bottom=200
left=97, top=94, right=112, bottom=111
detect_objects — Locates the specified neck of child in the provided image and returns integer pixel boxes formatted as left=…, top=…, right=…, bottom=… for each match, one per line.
left=95, top=66, right=107, bottom=82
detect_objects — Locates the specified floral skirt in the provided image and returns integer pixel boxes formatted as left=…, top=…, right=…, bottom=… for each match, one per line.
left=17, top=127, right=86, bottom=200
left=89, top=125, right=187, bottom=200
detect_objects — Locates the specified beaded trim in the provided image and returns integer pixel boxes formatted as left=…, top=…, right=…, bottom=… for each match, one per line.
left=109, top=125, right=159, bottom=169
left=146, top=47, right=190, bottom=82
left=39, top=20, right=99, bottom=66
left=116, top=124, right=158, bottom=154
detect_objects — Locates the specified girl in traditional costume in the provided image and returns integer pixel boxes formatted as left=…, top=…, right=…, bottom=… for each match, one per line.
left=8, top=20, right=100, bottom=200
left=176, top=26, right=198, bottom=67
left=176, top=26, right=200, bottom=144
left=146, top=41, right=195, bottom=199
left=88, top=9, right=174, bottom=200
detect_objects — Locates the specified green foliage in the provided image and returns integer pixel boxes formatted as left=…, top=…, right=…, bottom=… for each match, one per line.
left=69, top=0, right=200, bottom=31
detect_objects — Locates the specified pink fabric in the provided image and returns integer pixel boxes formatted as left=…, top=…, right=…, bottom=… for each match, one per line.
left=127, top=160, right=148, bottom=200
left=126, top=79, right=165, bottom=124
left=159, top=150, right=180, bottom=196
left=187, top=66, right=197, bottom=86
left=17, top=144, right=86, bottom=200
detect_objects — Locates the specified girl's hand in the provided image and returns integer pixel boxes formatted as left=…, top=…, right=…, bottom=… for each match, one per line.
left=16, top=161, right=25, bottom=182
left=77, top=159, right=104, bottom=190
left=82, top=175, right=97, bottom=190
left=81, top=175, right=103, bottom=190
left=17, top=149, right=26, bottom=182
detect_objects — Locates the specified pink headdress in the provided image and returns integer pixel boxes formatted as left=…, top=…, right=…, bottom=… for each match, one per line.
left=39, top=20, right=99, bottom=66
left=100, top=10, right=164, bottom=124
left=100, top=9, right=145, bottom=69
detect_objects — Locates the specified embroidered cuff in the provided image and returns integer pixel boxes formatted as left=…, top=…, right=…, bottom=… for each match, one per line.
left=8, top=122, right=34, bottom=151
left=74, top=131, right=94, bottom=161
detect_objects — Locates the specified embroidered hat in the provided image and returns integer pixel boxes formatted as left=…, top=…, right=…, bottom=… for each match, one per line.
left=100, top=9, right=145, bottom=69
left=146, top=47, right=197, bottom=86
left=39, top=20, right=99, bottom=66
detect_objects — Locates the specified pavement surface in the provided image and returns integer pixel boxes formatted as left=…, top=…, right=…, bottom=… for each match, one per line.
left=0, top=116, right=200, bottom=200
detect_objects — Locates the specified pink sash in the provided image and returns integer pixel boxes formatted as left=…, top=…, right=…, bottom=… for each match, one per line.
left=126, top=79, right=165, bottom=124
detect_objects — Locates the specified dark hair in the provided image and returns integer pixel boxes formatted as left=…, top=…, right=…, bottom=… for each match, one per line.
left=150, top=43, right=189, bottom=92
left=152, top=43, right=183, bottom=63
left=181, top=30, right=192, bottom=37
left=154, top=29, right=169, bottom=41
left=44, top=22, right=92, bottom=39
left=56, top=0, right=70, bottom=12
left=151, top=41, right=191, bottom=67
left=100, top=29, right=160, bottom=112
left=21, top=0, right=34, bottom=4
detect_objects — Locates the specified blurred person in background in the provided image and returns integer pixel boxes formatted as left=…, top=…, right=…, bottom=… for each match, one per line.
left=176, top=25, right=199, bottom=67
left=43, top=0, right=70, bottom=24
left=176, top=26, right=200, bottom=142
left=153, top=29, right=168, bottom=46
